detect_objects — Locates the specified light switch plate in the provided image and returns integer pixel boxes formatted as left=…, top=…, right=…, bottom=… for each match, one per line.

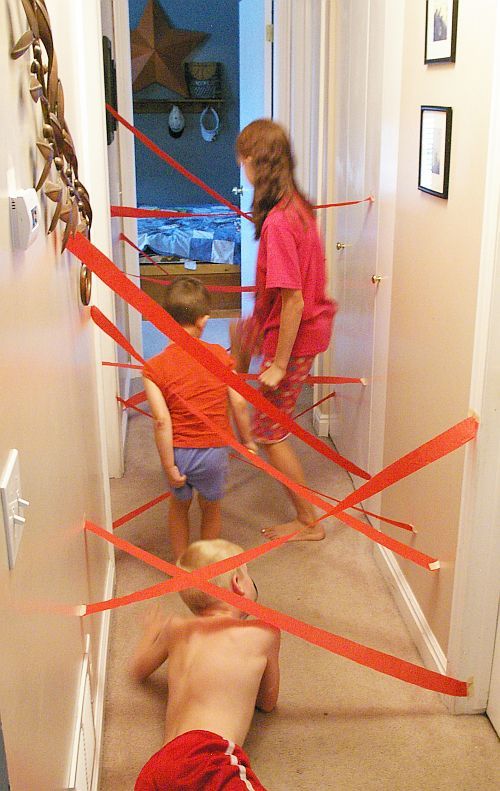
left=0, top=449, right=25, bottom=569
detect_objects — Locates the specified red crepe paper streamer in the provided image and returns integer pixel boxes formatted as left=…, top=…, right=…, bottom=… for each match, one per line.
left=328, top=417, right=479, bottom=520
left=120, top=233, right=257, bottom=291
left=82, top=243, right=475, bottom=564
left=83, top=521, right=467, bottom=697
left=94, top=301, right=437, bottom=569
left=111, top=199, right=373, bottom=219
left=112, top=206, right=237, bottom=219
left=70, top=232, right=370, bottom=480
left=293, top=391, right=336, bottom=419
left=106, top=107, right=373, bottom=221
left=113, top=492, right=171, bottom=530
left=118, top=375, right=362, bottom=413
left=315, top=197, right=374, bottom=209
left=83, top=259, right=443, bottom=568
left=91, top=305, right=145, bottom=364
left=121, top=233, right=171, bottom=274
left=105, top=104, right=253, bottom=222
left=230, top=453, right=414, bottom=533
left=103, top=362, right=143, bottom=370
left=117, top=396, right=151, bottom=419
left=241, top=373, right=364, bottom=385
left=137, top=272, right=257, bottom=294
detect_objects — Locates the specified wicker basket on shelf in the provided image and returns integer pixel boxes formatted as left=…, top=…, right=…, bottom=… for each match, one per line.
left=184, top=62, right=222, bottom=99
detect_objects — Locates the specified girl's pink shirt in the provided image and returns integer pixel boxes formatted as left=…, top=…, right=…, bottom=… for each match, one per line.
left=253, top=199, right=337, bottom=357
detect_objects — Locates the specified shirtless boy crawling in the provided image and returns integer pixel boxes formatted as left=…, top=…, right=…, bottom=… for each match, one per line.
left=132, top=539, right=281, bottom=790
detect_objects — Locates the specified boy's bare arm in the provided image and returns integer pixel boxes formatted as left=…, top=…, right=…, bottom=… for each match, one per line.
left=130, top=606, right=174, bottom=682
left=255, top=628, right=281, bottom=713
left=143, top=377, right=186, bottom=487
left=228, top=385, right=257, bottom=452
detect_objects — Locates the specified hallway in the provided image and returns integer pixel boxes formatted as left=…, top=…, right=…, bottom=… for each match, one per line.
left=100, top=388, right=499, bottom=790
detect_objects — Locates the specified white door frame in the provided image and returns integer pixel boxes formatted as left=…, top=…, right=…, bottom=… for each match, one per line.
left=111, top=0, right=143, bottom=360
left=446, top=3, right=500, bottom=714
left=239, top=0, right=273, bottom=316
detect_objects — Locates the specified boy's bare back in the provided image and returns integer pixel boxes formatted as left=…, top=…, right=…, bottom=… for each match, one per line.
left=131, top=611, right=280, bottom=748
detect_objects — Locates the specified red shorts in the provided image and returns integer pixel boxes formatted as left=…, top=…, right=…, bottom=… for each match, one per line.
left=252, top=356, right=314, bottom=443
left=135, top=729, right=268, bottom=790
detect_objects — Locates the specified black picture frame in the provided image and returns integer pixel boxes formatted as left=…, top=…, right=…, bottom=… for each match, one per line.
left=425, top=0, right=458, bottom=64
left=418, top=106, right=452, bottom=199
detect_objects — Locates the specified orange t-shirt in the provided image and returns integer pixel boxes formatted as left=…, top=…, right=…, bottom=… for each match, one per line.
left=143, top=341, right=235, bottom=448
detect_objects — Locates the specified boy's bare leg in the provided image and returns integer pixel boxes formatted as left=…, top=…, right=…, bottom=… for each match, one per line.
left=260, top=439, right=325, bottom=541
left=198, top=495, right=222, bottom=541
left=168, top=497, right=192, bottom=559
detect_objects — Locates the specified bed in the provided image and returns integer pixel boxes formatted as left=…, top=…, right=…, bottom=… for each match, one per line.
left=137, top=204, right=241, bottom=265
left=137, top=204, right=242, bottom=316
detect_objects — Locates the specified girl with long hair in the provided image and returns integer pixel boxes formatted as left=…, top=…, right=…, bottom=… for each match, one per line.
left=232, top=119, right=337, bottom=541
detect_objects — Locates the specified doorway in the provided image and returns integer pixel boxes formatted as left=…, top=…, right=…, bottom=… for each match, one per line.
left=123, top=0, right=273, bottom=359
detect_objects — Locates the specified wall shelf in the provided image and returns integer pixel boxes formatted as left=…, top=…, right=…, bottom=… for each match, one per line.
left=133, top=98, right=224, bottom=115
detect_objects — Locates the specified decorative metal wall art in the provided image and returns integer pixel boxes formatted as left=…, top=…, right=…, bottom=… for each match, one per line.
left=11, top=0, right=93, bottom=253
left=131, top=0, right=208, bottom=96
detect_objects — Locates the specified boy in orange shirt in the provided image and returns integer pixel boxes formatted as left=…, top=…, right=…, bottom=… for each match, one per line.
left=143, top=277, right=256, bottom=559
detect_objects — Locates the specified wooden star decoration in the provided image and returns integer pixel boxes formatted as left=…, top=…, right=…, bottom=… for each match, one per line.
left=131, top=0, right=208, bottom=96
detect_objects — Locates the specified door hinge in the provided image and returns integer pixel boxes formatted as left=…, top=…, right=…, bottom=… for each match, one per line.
left=266, top=24, right=274, bottom=43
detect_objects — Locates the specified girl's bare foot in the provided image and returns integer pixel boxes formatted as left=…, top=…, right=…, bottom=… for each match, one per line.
left=261, top=520, right=325, bottom=541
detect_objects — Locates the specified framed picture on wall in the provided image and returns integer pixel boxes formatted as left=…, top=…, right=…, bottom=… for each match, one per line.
left=425, top=0, right=458, bottom=63
left=418, top=106, right=453, bottom=198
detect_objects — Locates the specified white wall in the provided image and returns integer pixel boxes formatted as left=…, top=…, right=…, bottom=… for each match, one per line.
left=0, top=1, right=114, bottom=787
left=381, top=0, right=498, bottom=654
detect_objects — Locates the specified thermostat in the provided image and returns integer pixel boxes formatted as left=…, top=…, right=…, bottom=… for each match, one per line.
left=9, top=188, right=41, bottom=250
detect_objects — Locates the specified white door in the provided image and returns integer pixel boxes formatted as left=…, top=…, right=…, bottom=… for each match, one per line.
left=329, top=0, right=401, bottom=485
left=238, top=0, right=273, bottom=315
left=329, top=0, right=378, bottom=480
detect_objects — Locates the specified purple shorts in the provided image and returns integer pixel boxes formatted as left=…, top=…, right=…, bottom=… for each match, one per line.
left=171, top=447, right=229, bottom=501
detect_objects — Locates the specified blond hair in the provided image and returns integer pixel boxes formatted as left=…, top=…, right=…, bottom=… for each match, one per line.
left=177, top=539, right=244, bottom=615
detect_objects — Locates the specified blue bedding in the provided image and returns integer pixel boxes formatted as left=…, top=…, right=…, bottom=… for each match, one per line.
left=137, top=205, right=241, bottom=265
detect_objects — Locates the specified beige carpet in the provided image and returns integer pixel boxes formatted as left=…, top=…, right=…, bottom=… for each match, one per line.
left=100, top=387, right=499, bottom=790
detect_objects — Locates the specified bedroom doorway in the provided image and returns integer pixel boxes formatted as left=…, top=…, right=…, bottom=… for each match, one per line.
left=123, top=0, right=274, bottom=359
left=127, top=1, right=242, bottom=346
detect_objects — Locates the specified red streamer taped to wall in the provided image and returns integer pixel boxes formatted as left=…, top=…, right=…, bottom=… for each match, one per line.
left=69, top=233, right=370, bottom=480
left=106, top=106, right=374, bottom=221
left=105, top=104, right=254, bottom=222
left=83, top=520, right=467, bottom=697
left=230, top=453, right=414, bottom=533
left=112, top=198, right=374, bottom=218
left=112, top=206, right=237, bottom=219
left=88, top=298, right=438, bottom=570
left=328, top=417, right=479, bottom=518
left=120, top=233, right=257, bottom=291
left=113, top=492, right=171, bottom=530
left=79, top=239, right=479, bottom=570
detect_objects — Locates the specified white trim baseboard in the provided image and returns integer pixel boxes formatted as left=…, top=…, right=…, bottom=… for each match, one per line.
left=373, top=544, right=447, bottom=676
left=91, top=557, right=115, bottom=791
left=313, top=405, right=330, bottom=437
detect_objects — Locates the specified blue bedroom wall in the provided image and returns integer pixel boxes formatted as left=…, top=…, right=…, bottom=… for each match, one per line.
left=129, top=0, right=240, bottom=207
